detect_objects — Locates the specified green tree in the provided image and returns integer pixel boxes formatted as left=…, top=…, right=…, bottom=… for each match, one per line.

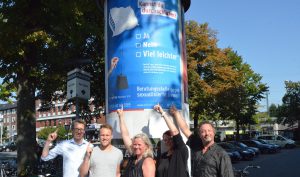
left=278, top=81, right=300, bottom=139
left=2, top=126, right=8, bottom=141
left=0, top=1, right=104, bottom=175
left=269, top=103, right=278, bottom=117
left=37, top=126, right=68, bottom=140
left=185, top=21, right=240, bottom=131
left=218, top=49, right=268, bottom=140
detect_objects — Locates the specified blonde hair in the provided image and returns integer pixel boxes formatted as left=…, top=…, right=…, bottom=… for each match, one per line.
left=132, top=133, right=154, bottom=158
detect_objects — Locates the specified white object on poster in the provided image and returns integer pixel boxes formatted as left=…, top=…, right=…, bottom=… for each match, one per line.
left=109, top=6, right=138, bottom=36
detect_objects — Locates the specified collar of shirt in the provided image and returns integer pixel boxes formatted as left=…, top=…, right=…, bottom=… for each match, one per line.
left=69, top=138, right=88, bottom=146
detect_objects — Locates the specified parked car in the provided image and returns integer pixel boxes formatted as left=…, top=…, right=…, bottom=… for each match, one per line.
left=227, top=141, right=260, bottom=156
left=225, top=149, right=242, bottom=162
left=256, top=134, right=296, bottom=148
left=218, top=142, right=254, bottom=161
left=0, top=144, right=4, bottom=152
left=256, top=139, right=281, bottom=152
left=1, top=142, right=17, bottom=152
left=241, top=140, right=276, bottom=154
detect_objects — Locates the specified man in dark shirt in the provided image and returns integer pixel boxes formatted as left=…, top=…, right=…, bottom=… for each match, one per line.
left=171, top=106, right=234, bottom=177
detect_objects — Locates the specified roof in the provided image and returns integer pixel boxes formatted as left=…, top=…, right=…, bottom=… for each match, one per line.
left=0, top=102, right=17, bottom=111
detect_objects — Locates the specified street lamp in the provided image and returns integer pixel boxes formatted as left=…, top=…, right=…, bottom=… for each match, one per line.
left=64, top=121, right=71, bottom=140
left=67, top=68, right=91, bottom=120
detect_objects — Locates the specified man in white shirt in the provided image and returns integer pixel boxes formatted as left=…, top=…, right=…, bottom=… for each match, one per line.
left=41, top=119, right=90, bottom=177
left=79, top=124, right=123, bottom=177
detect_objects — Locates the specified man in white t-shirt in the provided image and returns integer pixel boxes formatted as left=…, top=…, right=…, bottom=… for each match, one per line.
left=79, top=124, right=123, bottom=177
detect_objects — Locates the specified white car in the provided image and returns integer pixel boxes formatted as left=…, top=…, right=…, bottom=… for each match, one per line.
left=256, top=134, right=295, bottom=148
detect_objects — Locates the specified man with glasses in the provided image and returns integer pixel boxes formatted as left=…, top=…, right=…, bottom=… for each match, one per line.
left=41, top=119, right=91, bottom=177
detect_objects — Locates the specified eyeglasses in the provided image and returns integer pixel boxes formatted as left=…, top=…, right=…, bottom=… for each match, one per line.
left=73, top=128, right=85, bottom=132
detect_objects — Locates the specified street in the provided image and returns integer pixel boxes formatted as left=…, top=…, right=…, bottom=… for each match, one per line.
left=233, top=147, right=300, bottom=177
left=1, top=148, right=300, bottom=177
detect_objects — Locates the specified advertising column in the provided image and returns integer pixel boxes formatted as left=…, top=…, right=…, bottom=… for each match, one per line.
left=105, top=0, right=190, bottom=140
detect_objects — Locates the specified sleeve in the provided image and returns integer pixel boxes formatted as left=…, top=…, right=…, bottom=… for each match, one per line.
left=219, top=150, right=234, bottom=177
left=173, top=133, right=185, bottom=148
left=41, top=142, right=63, bottom=161
left=186, top=134, right=202, bottom=152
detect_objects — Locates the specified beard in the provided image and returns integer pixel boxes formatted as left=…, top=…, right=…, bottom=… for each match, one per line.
left=202, top=136, right=213, bottom=145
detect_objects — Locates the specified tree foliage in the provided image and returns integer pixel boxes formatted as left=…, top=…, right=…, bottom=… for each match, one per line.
left=185, top=21, right=240, bottom=130
left=37, top=126, right=68, bottom=140
left=277, top=81, right=300, bottom=125
left=185, top=21, right=268, bottom=138
left=269, top=103, right=278, bottom=117
left=0, top=0, right=104, bottom=175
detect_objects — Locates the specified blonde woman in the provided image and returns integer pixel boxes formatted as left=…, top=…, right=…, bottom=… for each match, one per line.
left=117, top=108, right=155, bottom=177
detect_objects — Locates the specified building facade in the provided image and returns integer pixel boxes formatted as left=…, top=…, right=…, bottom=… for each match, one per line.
left=0, top=102, right=17, bottom=143
left=0, top=99, right=105, bottom=143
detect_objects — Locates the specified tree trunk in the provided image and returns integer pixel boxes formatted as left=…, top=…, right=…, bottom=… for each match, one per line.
left=236, top=119, right=240, bottom=141
left=17, top=76, right=38, bottom=176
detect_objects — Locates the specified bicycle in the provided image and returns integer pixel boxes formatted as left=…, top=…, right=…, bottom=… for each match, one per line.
left=0, top=160, right=17, bottom=177
left=234, top=164, right=260, bottom=177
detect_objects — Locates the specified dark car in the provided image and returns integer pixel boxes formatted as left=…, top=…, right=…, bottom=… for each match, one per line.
left=256, top=139, right=281, bottom=152
left=226, top=150, right=242, bottom=162
left=2, top=142, right=17, bottom=152
left=218, top=142, right=254, bottom=161
left=228, top=141, right=260, bottom=156
left=241, top=140, right=276, bottom=154
left=217, top=143, right=242, bottom=162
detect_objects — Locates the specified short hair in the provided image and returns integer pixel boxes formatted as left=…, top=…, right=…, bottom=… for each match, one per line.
left=100, top=124, right=113, bottom=133
left=198, top=121, right=216, bottom=133
left=71, top=119, right=86, bottom=130
left=132, top=133, right=154, bottom=158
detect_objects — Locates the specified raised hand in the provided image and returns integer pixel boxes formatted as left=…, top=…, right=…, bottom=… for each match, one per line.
left=111, top=57, right=119, bottom=69
left=153, top=104, right=164, bottom=114
left=169, top=105, right=178, bottom=116
left=85, top=142, right=93, bottom=158
left=117, top=105, right=124, bottom=118
left=47, top=129, right=58, bottom=142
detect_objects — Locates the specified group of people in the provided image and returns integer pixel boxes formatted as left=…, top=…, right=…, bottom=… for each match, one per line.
left=41, top=104, right=234, bottom=177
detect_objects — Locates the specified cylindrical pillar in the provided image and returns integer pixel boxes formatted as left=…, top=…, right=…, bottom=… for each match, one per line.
left=105, top=0, right=190, bottom=139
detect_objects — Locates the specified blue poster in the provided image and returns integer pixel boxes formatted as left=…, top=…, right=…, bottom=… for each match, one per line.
left=106, top=0, right=185, bottom=112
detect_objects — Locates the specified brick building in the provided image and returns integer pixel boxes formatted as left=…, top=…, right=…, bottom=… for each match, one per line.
left=0, top=99, right=105, bottom=143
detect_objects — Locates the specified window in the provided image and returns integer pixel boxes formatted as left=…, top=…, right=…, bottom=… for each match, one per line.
left=277, top=136, right=284, bottom=141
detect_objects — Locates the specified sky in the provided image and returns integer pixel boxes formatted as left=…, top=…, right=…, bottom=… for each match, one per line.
left=184, top=0, right=300, bottom=111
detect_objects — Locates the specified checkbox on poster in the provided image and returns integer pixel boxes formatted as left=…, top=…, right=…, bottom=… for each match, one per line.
left=136, top=52, right=141, bottom=57
left=136, top=34, right=141, bottom=39
left=136, top=43, right=141, bottom=48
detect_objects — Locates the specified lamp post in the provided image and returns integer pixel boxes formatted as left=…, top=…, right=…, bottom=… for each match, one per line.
left=67, top=68, right=91, bottom=120
left=64, top=121, right=71, bottom=140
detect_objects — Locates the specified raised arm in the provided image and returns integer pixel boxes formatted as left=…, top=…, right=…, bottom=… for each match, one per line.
left=79, top=143, right=93, bottom=177
left=107, top=57, right=119, bottom=78
left=41, top=129, right=58, bottom=158
left=116, top=107, right=132, bottom=152
left=170, top=105, right=192, bottom=138
left=153, top=104, right=179, bottom=136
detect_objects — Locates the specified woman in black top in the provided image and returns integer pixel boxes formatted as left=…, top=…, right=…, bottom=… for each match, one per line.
left=154, top=104, right=189, bottom=177
left=117, top=107, right=156, bottom=177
